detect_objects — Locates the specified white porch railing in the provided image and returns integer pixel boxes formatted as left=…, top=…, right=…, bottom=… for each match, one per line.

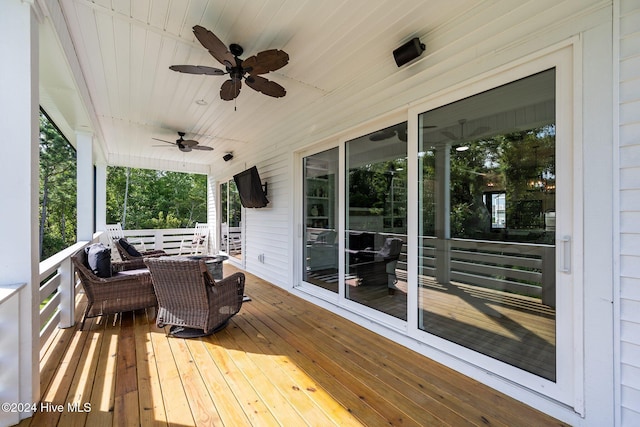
left=108, top=227, right=204, bottom=255
left=2, top=227, right=204, bottom=357
left=38, top=237, right=100, bottom=346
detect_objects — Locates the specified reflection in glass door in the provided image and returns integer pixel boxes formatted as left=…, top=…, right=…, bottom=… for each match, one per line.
left=345, top=122, right=407, bottom=320
left=220, top=180, right=242, bottom=260
left=418, top=69, right=557, bottom=380
left=303, top=148, right=339, bottom=292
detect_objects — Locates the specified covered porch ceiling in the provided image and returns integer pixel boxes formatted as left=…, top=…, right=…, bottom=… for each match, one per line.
left=40, top=0, right=480, bottom=175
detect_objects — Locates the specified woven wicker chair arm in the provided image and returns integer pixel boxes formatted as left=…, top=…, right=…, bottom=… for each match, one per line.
left=213, top=272, right=245, bottom=289
left=92, top=270, right=151, bottom=284
left=113, top=258, right=146, bottom=271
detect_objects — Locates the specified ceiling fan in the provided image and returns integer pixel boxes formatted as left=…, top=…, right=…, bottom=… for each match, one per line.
left=442, top=119, right=490, bottom=141
left=152, top=132, right=213, bottom=152
left=169, top=25, right=289, bottom=101
left=369, top=123, right=408, bottom=142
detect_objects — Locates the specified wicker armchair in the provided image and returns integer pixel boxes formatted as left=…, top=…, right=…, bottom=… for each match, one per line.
left=71, top=248, right=158, bottom=329
left=114, top=238, right=167, bottom=262
left=144, top=257, right=245, bottom=337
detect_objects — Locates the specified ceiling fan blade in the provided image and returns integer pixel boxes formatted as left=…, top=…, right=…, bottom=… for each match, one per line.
left=191, top=145, right=214, bottom=151
left=181, top=139, right=199, bottom=147
left=468, top=126, right=491, bottom=137
left=441, top=131, right=458, bottom=140
left=152, top=138, right=176, bottom=145
left=220, top=79, right=242, bottom=101
left=169, top=65, right=226, bottom=75
left=192, top=25, right=235, bottom=66
left=245, top=75, right=286, bottom=98
left=369, top=130, right=395, bottom=141
left=242, top=49, right=289, bottom=75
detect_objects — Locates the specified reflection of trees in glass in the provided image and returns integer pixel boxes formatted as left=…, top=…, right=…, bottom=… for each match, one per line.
left=348, top=158, right=407, bottom=232
left=419, top=151, right=436, bottom=236
left=449, top=125, right=555, bottom=243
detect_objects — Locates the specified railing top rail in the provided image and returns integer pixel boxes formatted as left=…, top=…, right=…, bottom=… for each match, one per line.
left=39, top=232, right=103, bottom=281
left=121, top=227, right=201, bottom=235
left=39, top=241, right=89, bottom=281
left=420, top=235, right=554, bottom=249
left=0, top=283, right=26, bottom=305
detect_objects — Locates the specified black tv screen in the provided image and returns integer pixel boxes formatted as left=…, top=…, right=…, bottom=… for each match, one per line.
left=233, top=166, right=269, bottom=208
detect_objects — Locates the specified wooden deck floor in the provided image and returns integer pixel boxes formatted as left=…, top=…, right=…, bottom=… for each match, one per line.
left=20, top=264, right=567, bottom=427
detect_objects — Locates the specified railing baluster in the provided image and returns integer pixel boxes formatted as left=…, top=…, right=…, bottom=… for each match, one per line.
left=58, top=256, right=74, bottom=328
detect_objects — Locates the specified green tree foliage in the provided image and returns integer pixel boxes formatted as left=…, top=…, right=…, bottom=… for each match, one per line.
left=106, top=166, right=207, bottom=229
left=39, top=112, right=77, bottom=260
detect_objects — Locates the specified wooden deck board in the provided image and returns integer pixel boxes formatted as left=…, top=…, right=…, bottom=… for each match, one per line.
left=20, top=264, right=568, bottom=427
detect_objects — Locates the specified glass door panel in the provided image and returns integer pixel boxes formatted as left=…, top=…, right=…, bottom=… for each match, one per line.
left=345, top=122, right=407, bottom=320
left=418, top=69, right=558, bottom=380
left=303, top=148, right=339, bottom=292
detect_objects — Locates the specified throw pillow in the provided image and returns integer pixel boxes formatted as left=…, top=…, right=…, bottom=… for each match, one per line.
left=85, top=243, right=112, bottom=278
left=118, top=238, right=142, bottom=257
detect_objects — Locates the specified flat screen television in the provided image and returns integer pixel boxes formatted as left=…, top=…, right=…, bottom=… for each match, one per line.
left=233, top=166, right=269, bottom=208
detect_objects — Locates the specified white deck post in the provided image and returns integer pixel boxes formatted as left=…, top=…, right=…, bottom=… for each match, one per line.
left=0, top=1, right=41, bottom=424
left=57, top=256, right=75, bottom=328
left=95, top=163, right=107, bottom=234
left=77, top=131, right=95, bottom=241
left=207, top=174, right=218, bottom=253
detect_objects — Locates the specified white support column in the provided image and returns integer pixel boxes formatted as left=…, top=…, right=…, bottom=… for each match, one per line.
left=207, top=174, right=218, bottom=253
left=57, top=257, right=74, bottom=328
left=95, top=163, right=107, bottom=234
left=76, top=131, right=94, bottom=241
left=0, top=1, right=40, bottom=424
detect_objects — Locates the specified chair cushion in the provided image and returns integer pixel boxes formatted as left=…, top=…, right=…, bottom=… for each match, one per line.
left=118, top=238, right=142, bottom=257
left=85, top=243, right=112, bottom=278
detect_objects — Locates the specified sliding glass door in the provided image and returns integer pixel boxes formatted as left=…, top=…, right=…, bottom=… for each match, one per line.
left=417, top=69, right=558, bottom=380
left=297, top=50, right=575, bottom=404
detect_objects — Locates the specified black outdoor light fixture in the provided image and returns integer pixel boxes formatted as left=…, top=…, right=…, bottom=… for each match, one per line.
left=223, top=152, right=234, bottom=162
left=393, top=37, right=426, bottom=67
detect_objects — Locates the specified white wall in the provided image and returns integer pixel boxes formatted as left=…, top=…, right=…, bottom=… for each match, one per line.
left=618, top=1, right=640, bottom=425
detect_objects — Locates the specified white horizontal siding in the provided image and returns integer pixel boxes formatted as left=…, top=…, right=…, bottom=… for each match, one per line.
left=243, top=154, right=292, bottom=288
left=619, top=0, right=640, bottom=423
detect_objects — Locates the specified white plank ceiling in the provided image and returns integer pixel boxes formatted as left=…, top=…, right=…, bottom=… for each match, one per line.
left=40, top=0, right=477, bottom=174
